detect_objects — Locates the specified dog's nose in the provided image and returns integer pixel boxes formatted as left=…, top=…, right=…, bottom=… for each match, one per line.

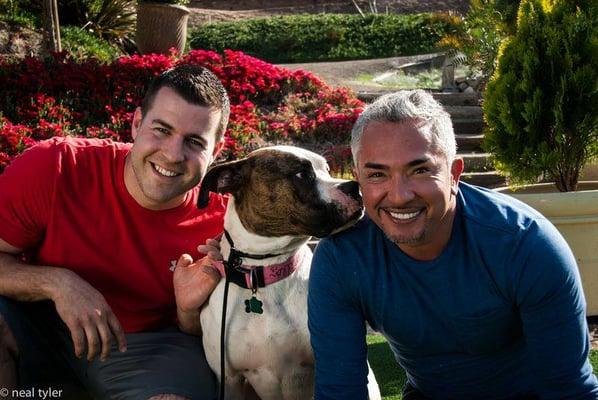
left=338, top=181, right=361, bottom=199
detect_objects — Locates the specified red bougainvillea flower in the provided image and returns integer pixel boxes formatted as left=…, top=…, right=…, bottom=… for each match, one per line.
left=0, top=49, right=363, bottom=175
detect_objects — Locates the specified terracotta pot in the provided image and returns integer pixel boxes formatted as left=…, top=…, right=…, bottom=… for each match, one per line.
left=136, top=3, right=190, bottom=55
left=495, top=182, right=598, bottom=315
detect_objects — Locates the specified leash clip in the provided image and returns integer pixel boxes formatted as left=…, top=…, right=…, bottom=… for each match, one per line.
left=226, top=248, right=244, bottom=272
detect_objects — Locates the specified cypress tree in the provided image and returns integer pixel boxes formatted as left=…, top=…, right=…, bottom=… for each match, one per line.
left=483, top=0, right=598, bottom=191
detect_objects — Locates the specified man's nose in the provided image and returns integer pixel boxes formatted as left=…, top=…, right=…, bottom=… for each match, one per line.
left=162, top=136, right=185, bottom=163
left=387, top=175, right=415, bottom=204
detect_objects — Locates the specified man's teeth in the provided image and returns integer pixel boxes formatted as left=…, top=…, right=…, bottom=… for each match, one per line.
left=388, top=210, right=421, bottom=220
left=153, top=164, right=178, bottom=177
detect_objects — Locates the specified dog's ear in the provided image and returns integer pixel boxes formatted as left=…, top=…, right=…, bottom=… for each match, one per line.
left=198, top=158, right=248, bottom=209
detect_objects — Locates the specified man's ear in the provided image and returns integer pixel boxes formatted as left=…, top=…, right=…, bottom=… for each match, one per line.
left=197, top=158, right=248, bottom=209
left=352, top=166, right=359, bottom=181
left=450, top=158, right=464, bottom=195
left=131, top=107, right=143, bottom=140
left=212, top=139, right=225, bottom=161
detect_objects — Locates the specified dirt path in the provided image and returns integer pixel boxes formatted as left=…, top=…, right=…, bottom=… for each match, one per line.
left=277, top=54, right=442, bottom=91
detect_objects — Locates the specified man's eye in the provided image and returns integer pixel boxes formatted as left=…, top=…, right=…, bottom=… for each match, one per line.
left=414, top=167, right=430, bottom=175
left=367, top=172, right=385, bottom=179
left=187, top=138, right=205, bottom=148
left=154, top=127, right=169, bottom=135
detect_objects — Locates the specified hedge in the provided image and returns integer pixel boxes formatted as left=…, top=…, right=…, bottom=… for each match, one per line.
left=189, top=13, right=460, bottom=63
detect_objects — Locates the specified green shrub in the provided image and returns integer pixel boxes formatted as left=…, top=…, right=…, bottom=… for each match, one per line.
left=0, top=0, right=40, bottom=27
left=61, top=25, right=123, bottom=62
left=189, top=13, right=459, bottom=63
left=482, top=0, right=598, bottom=192
left=58, top=0, right=136, bottom=50
left=439, top=0, right=520, bottom=90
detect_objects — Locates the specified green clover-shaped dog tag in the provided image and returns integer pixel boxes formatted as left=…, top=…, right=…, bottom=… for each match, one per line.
left=245, top=296, right=263, bottom=314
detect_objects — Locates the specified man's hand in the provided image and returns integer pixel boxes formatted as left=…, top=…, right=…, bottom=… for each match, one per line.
left=197, top=237, right=224, bottom=263
left=50, top=269, right=127, bottom=362
left=173, top=253, right=221, bottom=313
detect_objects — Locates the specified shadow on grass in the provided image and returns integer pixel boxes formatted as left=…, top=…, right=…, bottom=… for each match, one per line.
left=368, top=334, right=598, bottom=400
left=367, top=335, right=406, bottom=400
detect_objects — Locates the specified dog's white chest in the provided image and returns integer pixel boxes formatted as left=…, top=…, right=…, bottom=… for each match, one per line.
left=200, top=256, right=314, bottom=398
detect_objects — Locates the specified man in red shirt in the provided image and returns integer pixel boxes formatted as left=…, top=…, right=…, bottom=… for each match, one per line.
left=0, top=65, right=228, bottom=399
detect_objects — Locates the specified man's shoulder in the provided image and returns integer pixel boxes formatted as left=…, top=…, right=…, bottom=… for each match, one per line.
left=46, top=136, right=131, bottom=154
left=458, top=182, right=547, bottom=237
left=19, top=136, right=130, bottom=165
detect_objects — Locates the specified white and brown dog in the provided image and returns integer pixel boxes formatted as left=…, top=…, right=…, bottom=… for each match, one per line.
left=197, top=146, right=381, bottom=400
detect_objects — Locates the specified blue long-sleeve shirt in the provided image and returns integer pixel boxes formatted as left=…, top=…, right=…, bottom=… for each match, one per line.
left=308, top=182, right=598, bottom=399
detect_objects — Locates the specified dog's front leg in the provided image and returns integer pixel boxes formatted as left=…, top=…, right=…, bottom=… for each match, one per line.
left=242, top=380, right=261, bottom=400
left=220, top=373, right=248, bottom=400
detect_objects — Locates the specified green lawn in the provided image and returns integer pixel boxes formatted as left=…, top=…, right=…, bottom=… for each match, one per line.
left=367, top=335, right=598, bottom=400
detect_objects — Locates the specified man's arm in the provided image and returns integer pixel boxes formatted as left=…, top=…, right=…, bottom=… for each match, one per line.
left=0, top=238, right=63, bottom=301
left=308, top=240, right=370, bottom=400
left=0, top=237, right=127, bottom=362
left=514, top=221, right=598, bottom=399
left=0, top=141, right=126, bottom=361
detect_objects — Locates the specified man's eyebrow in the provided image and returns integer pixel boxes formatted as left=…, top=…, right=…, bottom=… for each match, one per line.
left=406, top=158, right=431, bottom=168
left=151, top=119, right=174, bottom=130
left=363, top=158, right=430, bottom=170
left=363, top=162, right=388, bottom=170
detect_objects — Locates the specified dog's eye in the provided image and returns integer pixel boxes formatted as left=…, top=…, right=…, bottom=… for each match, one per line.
left=295, top=170, right=314, bottom=181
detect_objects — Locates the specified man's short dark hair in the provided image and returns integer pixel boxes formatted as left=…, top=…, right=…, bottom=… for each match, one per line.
left=141, top=64, right=231, bottom=141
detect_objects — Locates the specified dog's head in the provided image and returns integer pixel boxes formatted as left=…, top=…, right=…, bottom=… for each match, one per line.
left=198, top=146, right=363, bottom=238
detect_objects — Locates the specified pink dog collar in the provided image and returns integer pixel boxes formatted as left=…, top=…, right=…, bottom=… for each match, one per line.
left=213, top=246, right=307, bottom=288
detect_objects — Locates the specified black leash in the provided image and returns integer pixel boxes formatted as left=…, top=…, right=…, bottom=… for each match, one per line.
left=218, top=230, right=284, bottom=400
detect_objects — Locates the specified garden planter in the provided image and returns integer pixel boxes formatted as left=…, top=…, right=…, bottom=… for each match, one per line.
left=136, top=3, right=190, bottom=55
left=495, top=182, right=598, bottom=315
left=581, top=163, right=598, bottom=181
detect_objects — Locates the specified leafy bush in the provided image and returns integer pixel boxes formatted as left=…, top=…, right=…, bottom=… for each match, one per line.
left=58, top=0, right=136, bottom=50
left=0, top=0, right=40, bottom=27
left=482, top=0, right=598, bottom=192
left=189, top=13, right=459, bottom=63
left=439, top=0, right=520, bottom=91
left=61, top=26, right=123, bottom=62
left=0, top=50, right=362, bottom=173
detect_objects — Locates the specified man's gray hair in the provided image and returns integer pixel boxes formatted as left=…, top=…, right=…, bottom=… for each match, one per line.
left=351, top=90, right=457, bottom=165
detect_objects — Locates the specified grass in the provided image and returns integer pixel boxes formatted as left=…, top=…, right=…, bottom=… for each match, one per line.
left=355, top=71, right=441, bottom=90
left=353, top=66, right=472, bottom=90
left=367, top=335, right=406, bottom=400
left=367, top=335, right=598, bottom=400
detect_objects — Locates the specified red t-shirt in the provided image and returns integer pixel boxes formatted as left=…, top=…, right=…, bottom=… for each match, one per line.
left=0, top=136, right=226, bottom=332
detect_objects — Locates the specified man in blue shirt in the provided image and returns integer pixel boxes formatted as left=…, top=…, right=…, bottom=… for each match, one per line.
left=307, top=90, right=598, bottom=399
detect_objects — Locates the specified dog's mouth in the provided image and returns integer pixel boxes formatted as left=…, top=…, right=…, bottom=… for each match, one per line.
left=328, top=208, right=364, bottom=236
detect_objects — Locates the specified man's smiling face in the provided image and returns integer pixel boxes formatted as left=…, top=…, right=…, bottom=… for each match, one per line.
left=354, top=120, right=463, bottom=260
left=125, top=86, right=223, bottom=210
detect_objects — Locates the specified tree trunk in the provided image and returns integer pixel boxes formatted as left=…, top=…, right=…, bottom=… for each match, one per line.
left=42, top=0, right=61, bottom=53
left=556, top=167, right=579, bottom=192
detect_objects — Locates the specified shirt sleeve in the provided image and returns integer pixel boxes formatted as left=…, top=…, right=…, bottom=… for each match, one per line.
left=0, top=139, right=59, bottom=249
left=308, top=239, right=370, bottom=400
left=513, top=220, right=598, bottom=399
